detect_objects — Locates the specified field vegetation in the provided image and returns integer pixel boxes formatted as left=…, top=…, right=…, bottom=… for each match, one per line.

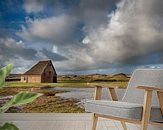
left=5, top=73, right=130, bottom=88
left=1, top=73, right=130, bottom=113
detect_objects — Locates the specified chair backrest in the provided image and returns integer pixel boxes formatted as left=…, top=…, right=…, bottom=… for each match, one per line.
left=122, top=69, right=163, bottom=106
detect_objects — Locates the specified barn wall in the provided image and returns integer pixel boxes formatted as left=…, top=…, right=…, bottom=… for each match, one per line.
left=21, top=75, right=41, bottom=83
left=21, top=76, right=26, bottom=83
left=28, top=75, right=41, bottom=83
left=41, top=64, right=57, bottom=83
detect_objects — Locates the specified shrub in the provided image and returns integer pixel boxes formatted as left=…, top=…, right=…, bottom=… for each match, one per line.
left=0, top=64, right=42, bottom=130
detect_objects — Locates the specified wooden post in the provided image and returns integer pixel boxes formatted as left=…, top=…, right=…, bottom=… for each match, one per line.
left=157, top=91, right=163, bottom=114
left=121, top=121, right=127, bottom=130
left=108, top=87, right=118, bottom=101
left=141, top=90, right=153, bottom=130
left=94, top=86, right=102, bottom=100
left=92, top=113, right=98, bottom=130
left=92, top=86, right=102, bottom=130
left=108, top=87, right=127, bottom=130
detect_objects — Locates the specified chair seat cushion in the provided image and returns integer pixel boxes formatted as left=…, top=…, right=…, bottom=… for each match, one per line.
left=85, top=100, right=163, bottom=122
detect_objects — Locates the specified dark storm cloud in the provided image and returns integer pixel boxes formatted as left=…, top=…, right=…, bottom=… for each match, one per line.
left=20, top=0, right=120, bottom=45
left=72, top=0, right=120, bottom=27
left=0, top=38, right=38, bottom=62
left=3, top=0, right=163, bottom=73
left=41, top=48, right=68, bottom=61
left=19, top=0, right=163, bottom=73
left=82, top=0, right=163, bottom=66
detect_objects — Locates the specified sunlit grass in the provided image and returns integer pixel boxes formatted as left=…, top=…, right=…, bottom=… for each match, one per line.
left=4, top=81, right=128, bottom=88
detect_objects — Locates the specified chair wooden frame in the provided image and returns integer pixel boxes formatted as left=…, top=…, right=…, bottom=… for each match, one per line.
left=91, top=85, right=163, bottom=130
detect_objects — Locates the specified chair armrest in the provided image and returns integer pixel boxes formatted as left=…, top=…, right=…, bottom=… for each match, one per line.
left=137, top=86, right=163, bottom=123
left=87, top=82, right=126, bottom=89
left=108, top=87, right=118, bottom=101
left=137, top=86, right=163, bottom=115
left=137, top=86, right=163, bottom=92
left=93, top=85, right=124, bottom=101
left=141, top=89, right=153, bottom=126
left=94, top=86, right=102, bottom=100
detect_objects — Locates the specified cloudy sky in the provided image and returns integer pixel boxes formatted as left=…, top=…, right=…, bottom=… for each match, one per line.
left=1, top=0, right=163, bottom=74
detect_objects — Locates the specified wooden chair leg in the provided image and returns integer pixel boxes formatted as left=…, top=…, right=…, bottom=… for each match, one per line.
left=141, top=90, right=152, bottom=130
left=108, top=88, right=127, bottom=129
left=157, top=91, right=163, bottom=114
left=108, top=87, right=118, bottom=101
left=121, top=121, right=127, bottom=130
left=92, top=113, right=98, bottom=130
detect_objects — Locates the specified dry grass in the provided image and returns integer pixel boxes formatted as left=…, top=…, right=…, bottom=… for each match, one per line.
left=7, top=96, right=84, bottom=113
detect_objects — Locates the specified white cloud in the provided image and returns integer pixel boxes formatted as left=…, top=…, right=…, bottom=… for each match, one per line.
left=0, top=37, right=38, bottom=67
left=52, top=45, right=58, bottom=53
left=23, top=0, right=45, bottom=13
left=17, top=0, right=163, bottom=73
left=18, top=15, right=78, bottom=43
left=82, top=0, right=163, bottom=64
left=54, top=46, right=95, bottom=71
left=82, top=36, right=90, bottom=44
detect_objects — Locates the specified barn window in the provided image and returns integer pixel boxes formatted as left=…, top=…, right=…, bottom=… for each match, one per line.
left=24, top=77, right=26, bottom=80
left=49, top=71, right=51, bottom=75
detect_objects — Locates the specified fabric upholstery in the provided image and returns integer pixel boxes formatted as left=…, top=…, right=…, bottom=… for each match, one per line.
left=122, top=69, right=163, bottom=106
left=85, top=69, right=163, bottom=123
left=85, top=100, right=163, bottom=122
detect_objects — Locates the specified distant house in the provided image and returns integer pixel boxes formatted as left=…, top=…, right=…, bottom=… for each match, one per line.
left=21, top=60, right=57, bottom=83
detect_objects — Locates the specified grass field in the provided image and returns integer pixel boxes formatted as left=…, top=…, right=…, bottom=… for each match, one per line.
left=3, top=80, right=128, bottom=113
left=5, top=73, right=130, bottom=88
left=4, top=81, right=128, bottom=88
left=3, top=73, right=130, bottom=113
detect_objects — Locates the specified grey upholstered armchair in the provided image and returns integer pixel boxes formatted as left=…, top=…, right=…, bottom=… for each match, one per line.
left=85, top=69, right=163, bottom=130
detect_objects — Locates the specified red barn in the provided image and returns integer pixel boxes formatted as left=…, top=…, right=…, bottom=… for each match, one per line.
left=21, top=60, right=57, bottom=83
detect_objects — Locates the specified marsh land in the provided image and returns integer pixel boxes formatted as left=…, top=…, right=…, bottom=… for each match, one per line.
left=1, top=73, right=130, bottom=113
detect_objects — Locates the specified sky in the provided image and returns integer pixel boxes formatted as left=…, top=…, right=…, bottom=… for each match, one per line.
left=1, top=0, right=163, bottom=74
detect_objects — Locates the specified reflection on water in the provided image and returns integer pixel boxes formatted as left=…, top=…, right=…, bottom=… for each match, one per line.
left=48, top=87, right=126, bottom=102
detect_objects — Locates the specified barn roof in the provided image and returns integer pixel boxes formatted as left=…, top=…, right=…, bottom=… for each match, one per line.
left=24, top=60, right=55, bottom=75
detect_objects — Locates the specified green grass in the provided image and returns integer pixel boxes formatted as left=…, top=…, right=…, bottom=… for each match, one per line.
left=5, top=73, right=130, bottom=88
left=3, top=80, right=128, bottom=113
left=4, top=81, right=128, bottom=88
